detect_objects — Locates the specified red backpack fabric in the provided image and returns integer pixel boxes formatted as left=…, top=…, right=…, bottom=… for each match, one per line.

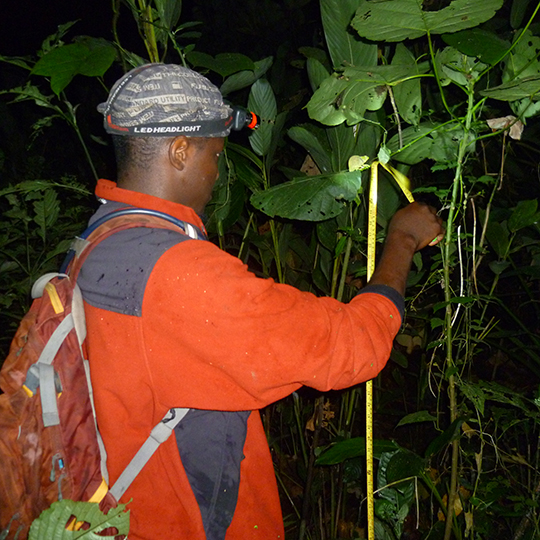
left=0, top=211, right=191, bottom=539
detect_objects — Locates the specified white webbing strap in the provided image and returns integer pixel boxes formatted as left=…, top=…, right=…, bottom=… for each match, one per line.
left=34, top=314, right=75, bottom=427
left=39, top=364, right=60, bottom=427
left=71, top=284, right=110, bottom=485
left=109, top=408, right=189, bottom=501
left=38, top=314, right=75, bottom=367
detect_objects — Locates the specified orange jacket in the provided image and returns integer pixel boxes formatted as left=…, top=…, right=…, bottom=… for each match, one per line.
left=81, top=179, right=403, bottom=539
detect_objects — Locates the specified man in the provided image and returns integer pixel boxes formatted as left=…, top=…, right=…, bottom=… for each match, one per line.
left=79, top=63, right=443, bottom=539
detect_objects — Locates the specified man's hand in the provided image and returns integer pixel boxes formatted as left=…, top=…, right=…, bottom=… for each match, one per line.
left=387, top=202, right=445, bottom=251
left=368, top=202, right=445, bottom=296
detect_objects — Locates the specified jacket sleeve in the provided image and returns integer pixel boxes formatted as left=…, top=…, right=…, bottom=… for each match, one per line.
left=142, top=239, right=403, bottom=411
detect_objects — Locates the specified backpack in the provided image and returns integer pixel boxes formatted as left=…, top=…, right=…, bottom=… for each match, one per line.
left=0, top=209, right=199, bottom=539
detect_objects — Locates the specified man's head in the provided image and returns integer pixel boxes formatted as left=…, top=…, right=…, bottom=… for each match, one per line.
left=98, top=63, right=233, bottom=138
left=98, top=64, right=231, bottom=211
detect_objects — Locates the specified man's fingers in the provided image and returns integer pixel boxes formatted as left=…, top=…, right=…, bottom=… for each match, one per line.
left=428, top=233, right=444, bottom=247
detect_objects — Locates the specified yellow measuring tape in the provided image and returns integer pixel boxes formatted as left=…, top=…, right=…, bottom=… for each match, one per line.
left=366, top=160, right=414, bottom=540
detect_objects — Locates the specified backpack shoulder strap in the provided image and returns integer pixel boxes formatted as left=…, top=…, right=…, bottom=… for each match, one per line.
left=68, top=208, right=193, bottom=502
left=108, top=408, right=190, bottom=501
left=62, top=207, right=206, bottom=278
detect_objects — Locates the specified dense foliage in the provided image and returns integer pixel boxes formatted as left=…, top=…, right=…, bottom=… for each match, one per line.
left=2, top=0, right=540, bottom=538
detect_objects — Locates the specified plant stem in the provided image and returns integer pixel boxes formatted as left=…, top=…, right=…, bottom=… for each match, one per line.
left=299, top=397, right=323, bottom=540
left=270, top=219, right=284, bottom=283
left=60, top=99, right=98, bottom=181
left=337, top=236, right=353, bottom=302
left=442, top=86, right=475, bottom=540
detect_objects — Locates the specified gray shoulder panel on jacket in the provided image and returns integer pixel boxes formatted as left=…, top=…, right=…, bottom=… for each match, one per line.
left=78, top=226, right=189, bottom=316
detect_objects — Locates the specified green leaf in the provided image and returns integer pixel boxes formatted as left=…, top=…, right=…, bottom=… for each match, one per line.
left=425, top=418, right=466, bottom=457
left=306, top=57, right=330, bottom=92
left=489, top=260, right=511, bottom=275
left=220, top=56, right=273, bottom=96
left=228, top=153, right=264, bottom=192
left=485, top=220, right=510, bottom=257
left=511, top=0, right=530, bottom=29
left=1, top=82, right=55, bottom=110
left=306, top=74, right=350, bottom=126
left=388, top=122, right=470, bottom=165
left=316, top=437, right=399, bottom=465
left=29, top=500, right=129, bottom=539
left=320, top=0, right=377, bottom=68
left=307, top=64, right=426, bottom=126
left=328, top=124, right=360, bottom=171
left=186, top=51, right=255, bottom=78
left=442, top=28, right=510, bottom=65
left=248, top=79, right=277, bottom=157
left=33, top=190, right=60, bottom=241
left=503, top=30, right=540, bottom=82
left=250, top=170, right=363, bottom=221
left=206, top=177, right=245, bottom=235
left=481, top=75, right=540, bottom=101
left=460, top=383, right=486, bottom=415
left=0, top=55, right=33, bottom=71
left=433, top=295, right=476, bottom=313
left=154, top=0, right=182, bottom=32
left=391, top=44, right=422, bottom=125
left=508, top=199, right=539, bottom=232
left=352, top=0, right=504, bottom=42
left=386, top=450, right=425, bottom=483
left=396, top=410, right=437, bottom=428
left=435, top=47, right=487, bottom=86
left=75, top=39, right=117, bottom=78
left=288, top=125, right=332, bottom=174
left=32, top=42, right=115, bottom=95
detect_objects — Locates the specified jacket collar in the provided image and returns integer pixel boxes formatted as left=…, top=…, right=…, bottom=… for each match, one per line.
left=95, top=179, right=207, bottom=234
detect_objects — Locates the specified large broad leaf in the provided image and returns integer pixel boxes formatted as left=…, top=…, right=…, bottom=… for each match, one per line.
left=320, top=0, right=377, bottom=68
left=387, top=122, right=473, bottom=164
left=391, top=44, right=423, bottom=125
left=32, top=41, right=116, bottom=95
left=396, top=410, right=437, bottom=427
left=29, top=500, right=129, bottom=539
left=307, top=64, right=426, bottom=126
left=33, top=189, right=60, bottom=241
left=185, top=51, right=255, bottom=78
left=250, top=170, right=363, bottom=221
left=306, top=74, right=351, bottom=126
left=503, top=30, right=540, bottom=82
left=327, top=124, right=358, bottom=171
left=435, top=47, right=487, bottom=87
left=220, top=56, right=273, bottom=96
left=495, top=30, right=540, bottom=117
left=442, top=28, right=510, bottom=65
left=316, top=437, right=400, bottom=465
left=248, top=79, right=277, bottom=157
left=288, top=125, right=333, bottom=174
left=508, top=199, right=540, bottom=232
left=386, top=450, right=426, bottom=484
left=481, top=75, right=540, bottom=102
left=351, top=0, right=504, bottom=42
left=306, top=57, right=330, bottom=93
left=425, top=418, right=466, bottom=458
left=154, top=0, right=182, bottom=32
left=1, top=83, right=55, bottom=110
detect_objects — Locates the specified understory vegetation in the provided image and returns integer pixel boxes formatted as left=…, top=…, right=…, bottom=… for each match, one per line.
left=2, top=0, right=540, bottom=538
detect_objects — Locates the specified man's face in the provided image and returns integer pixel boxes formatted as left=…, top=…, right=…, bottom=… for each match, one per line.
left=185, top=137, right=225, bottom=213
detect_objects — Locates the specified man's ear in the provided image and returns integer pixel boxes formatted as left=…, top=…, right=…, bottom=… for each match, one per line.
left=169, top=136, right=190, bottom=171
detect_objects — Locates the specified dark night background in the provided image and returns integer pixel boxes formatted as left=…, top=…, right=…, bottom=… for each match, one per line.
left=0, top=0, right=320, bottom=183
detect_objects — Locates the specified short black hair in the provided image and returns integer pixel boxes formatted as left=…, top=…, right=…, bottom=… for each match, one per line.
left=112, top=135, right=210, bottom=175
left=112, top=135, right=168, bottom=174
